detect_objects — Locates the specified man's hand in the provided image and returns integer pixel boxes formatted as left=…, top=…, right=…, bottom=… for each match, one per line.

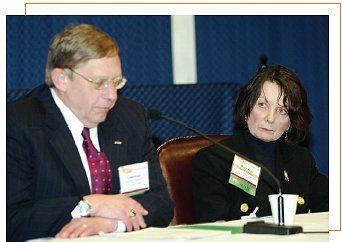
left=55, top=217, right=117, bottom=238
left=84, top=194, right=148, bottom=231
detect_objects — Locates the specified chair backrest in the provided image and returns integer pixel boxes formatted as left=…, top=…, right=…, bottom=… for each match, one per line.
left=157, top=134, right=230, bottom=225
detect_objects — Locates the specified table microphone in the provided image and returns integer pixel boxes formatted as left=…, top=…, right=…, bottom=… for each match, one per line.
left=148, top=108, right=303, bottom=235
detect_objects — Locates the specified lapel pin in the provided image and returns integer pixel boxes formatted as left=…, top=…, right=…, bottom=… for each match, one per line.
left=114, top=141, right=122, bottom=145
left=284, top=170, right=290, bottom=182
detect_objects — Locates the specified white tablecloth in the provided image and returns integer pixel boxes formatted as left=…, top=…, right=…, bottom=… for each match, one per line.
left=28, top=212, right=330, bottom=242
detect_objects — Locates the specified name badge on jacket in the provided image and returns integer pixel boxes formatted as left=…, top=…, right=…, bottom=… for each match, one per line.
left=228, top=155, right=261, bottom=196
left=118, top=161, right=150, bottom=196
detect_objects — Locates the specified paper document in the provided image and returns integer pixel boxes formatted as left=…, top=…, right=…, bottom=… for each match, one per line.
left=100, top=227, right=231, bottom=240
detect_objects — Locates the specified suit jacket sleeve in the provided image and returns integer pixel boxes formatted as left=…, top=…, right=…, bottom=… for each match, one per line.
left=293, top=146, right=329, bottom=212
left=7, top=101, right=81, bottom=242
left=308, top=156, right=329, bottom=212
left=114, top=98, right=174, bottom=227
left=278, top=142, right=329, bottom=213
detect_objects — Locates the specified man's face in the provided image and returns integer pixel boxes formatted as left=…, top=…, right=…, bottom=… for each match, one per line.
left=63, top=56, right=122, bottom=128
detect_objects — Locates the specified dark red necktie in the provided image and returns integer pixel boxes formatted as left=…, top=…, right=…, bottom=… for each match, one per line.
left=81, top=127, right=113, bottom=194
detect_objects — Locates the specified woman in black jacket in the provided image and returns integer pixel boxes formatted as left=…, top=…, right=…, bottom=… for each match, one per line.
left=192, top=64, right=329, bottom=223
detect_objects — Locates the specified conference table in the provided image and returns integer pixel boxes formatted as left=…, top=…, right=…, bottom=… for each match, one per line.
left=29, top=212, right=329, bottom=242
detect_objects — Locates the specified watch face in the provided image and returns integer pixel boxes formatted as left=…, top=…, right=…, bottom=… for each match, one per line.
left=79, top=200, right=91, bottom=217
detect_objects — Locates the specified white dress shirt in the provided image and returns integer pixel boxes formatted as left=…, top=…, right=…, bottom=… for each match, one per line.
left=50, top=88, right=126, bottom=232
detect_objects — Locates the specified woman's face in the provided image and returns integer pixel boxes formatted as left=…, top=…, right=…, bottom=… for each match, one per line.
left=247, top=81, right=291, bottom=142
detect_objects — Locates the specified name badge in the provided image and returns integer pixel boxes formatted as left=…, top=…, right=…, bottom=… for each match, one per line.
left=228, top=155, right=261, bottom=196
left=118, top=161, right=149, bottom=196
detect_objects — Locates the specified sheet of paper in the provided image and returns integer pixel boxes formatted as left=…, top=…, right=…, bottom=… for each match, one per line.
left=100, top=227, right=231, bottom=240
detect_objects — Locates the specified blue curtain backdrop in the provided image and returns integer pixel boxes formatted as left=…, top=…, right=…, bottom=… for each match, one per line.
left=6, top=15, right=173, bottom=88
left=6, top=15, right=329, bottom=176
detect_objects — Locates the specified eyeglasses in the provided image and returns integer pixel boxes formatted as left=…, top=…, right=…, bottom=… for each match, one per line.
left=69, top=68, right=127, bottom=90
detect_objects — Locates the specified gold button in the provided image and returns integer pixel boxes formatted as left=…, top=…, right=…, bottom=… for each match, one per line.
left=298, top=196, right=305, bottom=205
left=240, top=203, right=249, bottom=213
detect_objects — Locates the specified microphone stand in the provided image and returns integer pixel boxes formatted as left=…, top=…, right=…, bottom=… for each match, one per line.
left=150, top=110, right=303, bottom=235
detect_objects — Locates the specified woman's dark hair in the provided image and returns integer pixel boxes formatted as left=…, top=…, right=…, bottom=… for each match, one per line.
left=233, top=64, right=312, bottom=144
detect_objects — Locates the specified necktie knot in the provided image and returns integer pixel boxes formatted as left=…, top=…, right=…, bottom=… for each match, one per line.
left=81, top=127, right=91, bottom=142
left=82, top=127, right=96, bottom=156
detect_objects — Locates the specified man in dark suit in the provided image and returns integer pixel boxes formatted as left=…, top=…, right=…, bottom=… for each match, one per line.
left=7, top=23, right=173, bottom=242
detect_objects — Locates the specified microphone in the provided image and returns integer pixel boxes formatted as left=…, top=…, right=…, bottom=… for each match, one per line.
left=148, top=109, right=303, bottom=235
left=259, top=55, right=268, bottom=70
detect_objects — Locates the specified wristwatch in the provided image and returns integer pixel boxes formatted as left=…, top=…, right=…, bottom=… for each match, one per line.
left=78, top=200, right=92, bottom=217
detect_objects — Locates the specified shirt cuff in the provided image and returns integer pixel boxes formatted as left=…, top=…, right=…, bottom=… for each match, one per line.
left=71, top=204, right=81, bottom=218
left=116, top=220, right=126, bottom=232
left=71, top=204, right=126, bottom=232
left=98, top=220, right=126, bottom=235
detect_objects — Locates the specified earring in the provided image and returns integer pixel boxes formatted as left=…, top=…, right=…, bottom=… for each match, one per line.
left=284, top=130, right=288, bottom=141
left=244, top=116, right=247, bottom=126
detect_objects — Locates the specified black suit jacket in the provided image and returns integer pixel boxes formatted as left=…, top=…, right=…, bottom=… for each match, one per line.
left=7, top=84, right=173, bottom=242
left=192, top=129, right=328, bottom=223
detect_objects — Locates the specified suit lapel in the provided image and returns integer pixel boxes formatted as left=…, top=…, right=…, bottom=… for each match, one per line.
left=98, top=112, right=128, bottom=193
left=49, top=127, right=91, bottom=195
left=37, top=86, right=91, bottom=195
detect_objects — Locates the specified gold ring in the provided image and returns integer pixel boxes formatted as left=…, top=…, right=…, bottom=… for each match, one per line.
left=129, top=209, right=136, bottom=217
